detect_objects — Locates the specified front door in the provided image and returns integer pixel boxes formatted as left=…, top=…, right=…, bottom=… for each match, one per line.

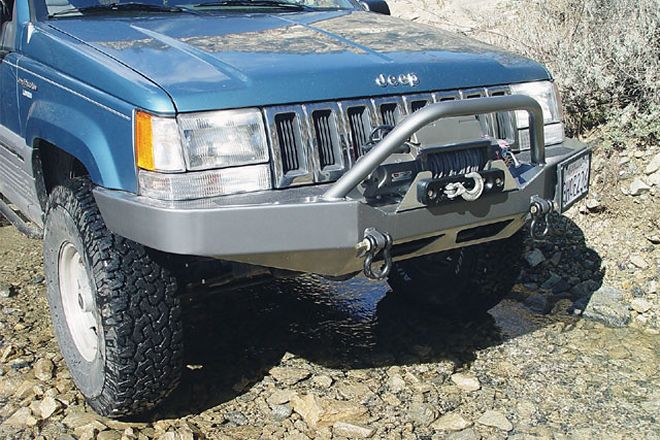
left=0, top=0, right=42, bottom=224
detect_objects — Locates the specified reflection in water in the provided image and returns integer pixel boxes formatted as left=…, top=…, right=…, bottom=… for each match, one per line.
left=162, top=273, right=545, bottom=416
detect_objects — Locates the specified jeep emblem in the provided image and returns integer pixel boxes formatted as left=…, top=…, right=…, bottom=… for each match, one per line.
left=375, top=73, right=419, bottom=88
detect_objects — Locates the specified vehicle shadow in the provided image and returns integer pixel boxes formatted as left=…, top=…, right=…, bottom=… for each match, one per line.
left=155, top=213, right=603, bottom=419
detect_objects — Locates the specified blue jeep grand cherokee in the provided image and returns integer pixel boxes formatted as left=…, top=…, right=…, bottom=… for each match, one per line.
left=0, top=0, right=590, bottom=416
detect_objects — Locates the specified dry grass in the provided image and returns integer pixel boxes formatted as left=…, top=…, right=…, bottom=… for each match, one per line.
left=473, top=0, right=660, bottom=149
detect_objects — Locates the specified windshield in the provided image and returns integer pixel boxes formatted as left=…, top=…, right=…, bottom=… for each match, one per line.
left=44, top=0, right=357, bottom=17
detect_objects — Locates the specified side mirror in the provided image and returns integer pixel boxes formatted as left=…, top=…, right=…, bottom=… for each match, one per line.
left=360, top=0, right=390, bottom=15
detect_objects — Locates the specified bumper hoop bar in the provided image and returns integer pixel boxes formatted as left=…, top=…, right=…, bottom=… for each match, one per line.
left=323, top=95, right=545, bottom=200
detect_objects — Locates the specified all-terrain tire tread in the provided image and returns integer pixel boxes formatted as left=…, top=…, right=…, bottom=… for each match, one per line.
left=46, top=177, right=183, bottom=417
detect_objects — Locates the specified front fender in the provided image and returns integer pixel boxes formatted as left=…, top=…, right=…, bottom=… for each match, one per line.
left=25, top=101, right=105, bottom=184
left=24, top=99, right=135, bottom=191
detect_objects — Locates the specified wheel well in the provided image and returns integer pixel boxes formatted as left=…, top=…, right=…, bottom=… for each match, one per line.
left=33, top=140, right=89, bottom=209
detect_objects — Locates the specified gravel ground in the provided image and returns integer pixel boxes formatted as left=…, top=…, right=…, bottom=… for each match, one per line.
left=0, top=2, right=659, bottom=439
left=0, top=210, right=658, bottom=439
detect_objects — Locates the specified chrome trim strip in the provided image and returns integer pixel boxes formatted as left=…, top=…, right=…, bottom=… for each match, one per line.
left=5, top=61, right=131, bottom=121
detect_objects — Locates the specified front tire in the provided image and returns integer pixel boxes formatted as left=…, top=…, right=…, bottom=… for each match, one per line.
left=43, top=177, right=183, bottom=417
left=387, top=232, right=524, bottom=315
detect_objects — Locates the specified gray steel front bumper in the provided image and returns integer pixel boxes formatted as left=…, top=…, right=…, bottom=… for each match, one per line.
left=94, top=140, right=588, bottom=276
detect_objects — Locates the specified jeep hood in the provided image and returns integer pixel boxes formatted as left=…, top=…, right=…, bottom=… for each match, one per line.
left=48, top=11, right=550, bottom=113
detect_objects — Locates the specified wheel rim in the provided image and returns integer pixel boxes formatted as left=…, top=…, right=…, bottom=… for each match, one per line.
left=58, top=242, right=100, bottom=362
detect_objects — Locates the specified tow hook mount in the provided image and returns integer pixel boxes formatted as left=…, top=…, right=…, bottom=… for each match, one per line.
left=357, top=228, right=393, bottom=280
left=529, top=195, right=554, bottom=240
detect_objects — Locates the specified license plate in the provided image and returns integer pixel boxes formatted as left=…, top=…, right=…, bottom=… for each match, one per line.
left=558, top=150, right=591, bottom=212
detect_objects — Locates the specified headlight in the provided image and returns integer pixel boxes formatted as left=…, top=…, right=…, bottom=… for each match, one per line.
left=134, top=108, right=272, bottom=200
left=510, top=81, right=564, bottom=146
left=178, top=108, right=269, bottom=170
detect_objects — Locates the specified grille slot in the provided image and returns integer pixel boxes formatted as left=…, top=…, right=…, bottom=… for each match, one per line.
left=311, top=109, right=337, bottom=168
left=274, top=112, right=301, bottom=173
left=410, top=100, right=428, bottom=112
left=347, top=105, right=370, bottom=159
left=380, top=103, right=399, bottom=126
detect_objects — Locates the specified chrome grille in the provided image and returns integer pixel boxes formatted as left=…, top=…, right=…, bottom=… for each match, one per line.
left=263, top=86, right=518, bottom=188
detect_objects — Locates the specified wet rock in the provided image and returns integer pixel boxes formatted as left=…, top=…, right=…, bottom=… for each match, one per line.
left=549, top=251, right=563, bottom=266
left=431, top=411, right=472, bottom=431
left=645, top=153, right=660, bottom=175
left=445, top=428, right=482, bottom=440
left=582, top=286, right=631, bottom=328
left=571, top=280, right=599, bottom=299
left=0, top=282, right=16, bottom=298
left=33, top=358, right=55, bottom=381
left=525, top=249, right=545, bottom=267
left=408, top=401, right=437, bottom=427
left=450, top=372, right=480, bottom=392
left=332, top=421, right=375, bottom=438
left=291, top=394, right=368, bottom=429
left=269, top=367, right=311, bottom=385
left=476, top=409, right=513, bottom=431
left=2, top=407, right=38, bottom=428
left=541, top=272, right=562, bottom=290
left=271, top=404, right=292, bottom=421
left=552, top=278, right=572, bottom=295
left=524, top=293, right=551, bottom=314
left=629, top=178, right=651, bottom=196
left=631, top=298, right=652, bottom=314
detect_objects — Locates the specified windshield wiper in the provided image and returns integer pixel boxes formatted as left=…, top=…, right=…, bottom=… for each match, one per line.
left=49, top=2, right=195, bottom=17
left=193, top=0, right=313, bottom=10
